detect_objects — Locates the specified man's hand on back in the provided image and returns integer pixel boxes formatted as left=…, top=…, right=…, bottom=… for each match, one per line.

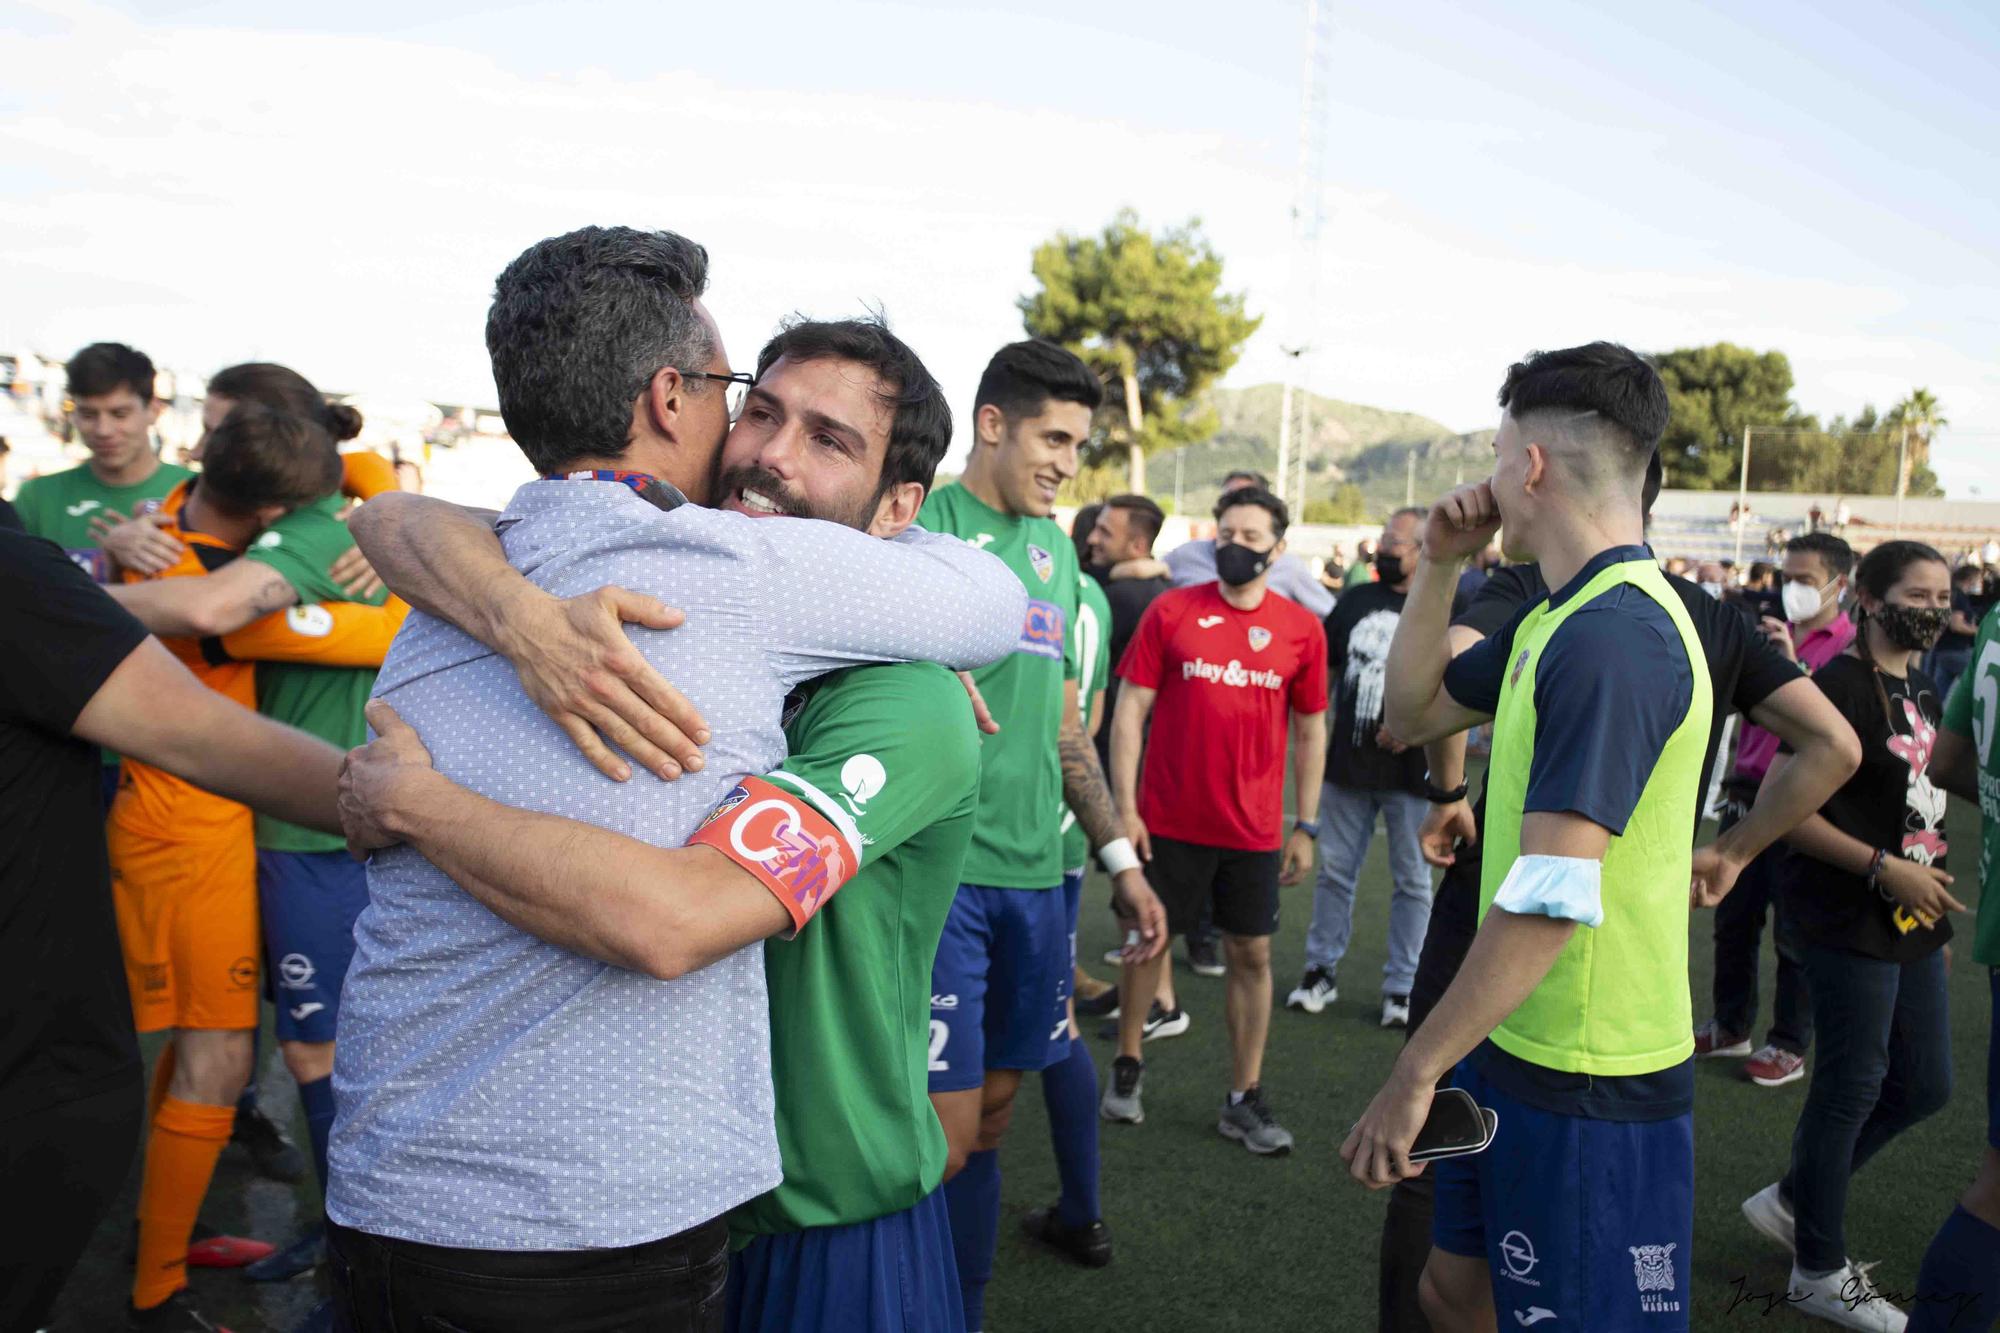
left=332, top=543, right=386, bottom=601
left=488, top=584, right=712, bottom=783
left=340, top=700, right=440, bottom=857
left=90, top=509, right=182, bottom=575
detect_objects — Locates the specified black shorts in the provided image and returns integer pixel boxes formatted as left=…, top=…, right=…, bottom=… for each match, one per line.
left=1141, top=834, right=1281, bottom=938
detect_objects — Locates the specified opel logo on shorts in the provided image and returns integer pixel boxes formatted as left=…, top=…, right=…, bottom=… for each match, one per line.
left=279, top=953, right=316, bottom=989
left=1500, top=1230, right=1539, bottom=1278
left=228, top=956, right=259, bottom=990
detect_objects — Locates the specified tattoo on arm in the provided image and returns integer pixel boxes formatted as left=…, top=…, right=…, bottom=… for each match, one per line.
left=1060, top=713, right=1125, bottom=850
left=249, top=565, right=299, bottom=617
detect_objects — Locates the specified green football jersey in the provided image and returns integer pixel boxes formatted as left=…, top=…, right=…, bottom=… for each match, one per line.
left=244, top=495, right=387, bottom=852
left=14, top=459, right=193, bottom=565
left=729, top=662, right=981, bottom=1238
left=1943, top=602, right=2000, bottom=967
left=1061, top=572, right=1112, bottom=871
left=917, top=483, right=1078, bottom=890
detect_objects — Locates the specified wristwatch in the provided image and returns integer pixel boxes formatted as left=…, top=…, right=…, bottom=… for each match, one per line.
left=1294, top=819, right=1321, bottom=840
left=1424, top=778, right=1470, bottom=805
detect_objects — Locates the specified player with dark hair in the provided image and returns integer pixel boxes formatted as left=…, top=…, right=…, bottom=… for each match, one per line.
left=102, top=406, right=396, bottom=1331
left=1371, top=449, right=1861, bottom=1331
left=340, top=314, right=1020, bottom=1331
left=1346, top=343, right=1840, bottom=1332
left=920, top=339, right=1166, bottom=1327
left=16, top=343, right=187, bottom=579
left=314, top=245, right=1031, bottom=1330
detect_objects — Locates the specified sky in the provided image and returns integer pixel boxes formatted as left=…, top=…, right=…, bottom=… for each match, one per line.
left=2, top=0, right=1996, bottom=492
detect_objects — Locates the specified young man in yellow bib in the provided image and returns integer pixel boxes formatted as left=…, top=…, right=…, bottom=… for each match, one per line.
left=1344, top=343, right=1704, bottom=1332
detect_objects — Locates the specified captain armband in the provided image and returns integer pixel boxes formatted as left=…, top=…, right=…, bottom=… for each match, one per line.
left=685, top=776, right=859, bottom=934
left=1490, top=854, right=1604, bottom=928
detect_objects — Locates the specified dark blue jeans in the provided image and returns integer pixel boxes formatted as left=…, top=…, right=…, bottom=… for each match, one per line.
left=1782, top=943, right=1953, bottom=1273
left=1710, top=800, right=1813, bottom=1053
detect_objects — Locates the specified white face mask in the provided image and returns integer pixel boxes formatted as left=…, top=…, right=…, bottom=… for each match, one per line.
left=1699, top=581, right=1726, bottom=600
left=1782, top=579, right=1831, bottom=624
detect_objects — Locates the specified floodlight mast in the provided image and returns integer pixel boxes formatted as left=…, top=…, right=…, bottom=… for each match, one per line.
left=1276, top=0, right=1333, bottom=514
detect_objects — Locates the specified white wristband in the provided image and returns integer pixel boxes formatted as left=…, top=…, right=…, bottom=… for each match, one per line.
left=1099, top=837, right=1141, bottom=876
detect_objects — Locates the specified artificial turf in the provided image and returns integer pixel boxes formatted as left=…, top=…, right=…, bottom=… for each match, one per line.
left=48, top=797, right=1989, bottom=1331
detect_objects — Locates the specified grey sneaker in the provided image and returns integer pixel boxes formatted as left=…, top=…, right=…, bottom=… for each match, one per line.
left=1100, top=1055, right=1144, bottom=1124
left=1218, top=1086, right=1294, bottom=1156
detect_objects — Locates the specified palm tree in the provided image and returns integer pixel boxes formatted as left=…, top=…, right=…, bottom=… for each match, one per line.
left=1890, top=387, right=1948, bottom=467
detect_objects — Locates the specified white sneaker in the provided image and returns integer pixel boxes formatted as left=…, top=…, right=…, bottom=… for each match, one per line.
left=1787, top=1262, right=1907, bottom=1331
left=1742, top=1182, right=1797, bottom=1255
left=1285, top=966, right=1337, bottom=1014
left=1381, top=995, right=1411, bottom=1028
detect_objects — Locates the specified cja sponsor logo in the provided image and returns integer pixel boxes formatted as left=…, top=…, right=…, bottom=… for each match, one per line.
left=1182, top=656, right=1284, bottom=690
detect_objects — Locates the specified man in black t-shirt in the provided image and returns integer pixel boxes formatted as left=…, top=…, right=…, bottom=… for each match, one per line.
left=0, top=528, right=346, bottom=1333
left=1371, top=470, right=1865, bottom=1332
left=1085, top=493, right=1171, bottom=776
left=1289, top=507, right=1434, bottom=1029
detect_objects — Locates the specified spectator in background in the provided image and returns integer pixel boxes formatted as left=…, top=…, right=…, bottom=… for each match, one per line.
left=1929, top=562, right=1985, bottom=700
left=1161, top=470, right=1333, bottom=617
left=1344, top=538, right=1377, bottom=589
left=1288, top=506, right=1433, bottom=1029
left=0, top=437, right=17, bottom=531
left=1809, top=502, right=1825, bottom=533
left=1697, top=560, right=1730, bottom=599
left=1746, top=561, right=1776, bottom=595
left=1086, top=494, right=1172, bottom=782
left=1323, top=543, right=1348, bottom=592
left=1744, top=540, right=1957, bottom=1328
left=1834, top=497, right=1852, bottom=532
left=1695, top=532, right=1855, bottom=1091
left=1665, top=555, right=1691, bottom=579
left=1451, top=544, right=1496, bottom=619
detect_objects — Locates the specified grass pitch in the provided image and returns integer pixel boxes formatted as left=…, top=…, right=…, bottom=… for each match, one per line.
left=49, top=798, right=1990, bottom=1332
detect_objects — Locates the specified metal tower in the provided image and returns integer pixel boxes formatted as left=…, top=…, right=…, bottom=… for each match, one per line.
left=1274, top=0, right=1334, bottom=514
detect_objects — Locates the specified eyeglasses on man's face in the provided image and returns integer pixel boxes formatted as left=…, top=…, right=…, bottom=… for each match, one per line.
left=689, top=370, right=755, bottom=422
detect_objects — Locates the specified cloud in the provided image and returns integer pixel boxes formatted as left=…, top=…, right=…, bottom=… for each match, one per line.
left=0, top=3, right=1992, bottom=494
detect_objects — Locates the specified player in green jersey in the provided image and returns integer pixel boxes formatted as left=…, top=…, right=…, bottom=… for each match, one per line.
left=338, top=317, right=1027, bottom=1332
left=1908, top=602, right=2000, bottom=1330
left=14, top=343, right=189, bottom=576
left=1017, top=519, right=1118, bottom=1267
left=919, top=342, right=1166, bottom=1329
left=14, top=343, right=192, bottom=808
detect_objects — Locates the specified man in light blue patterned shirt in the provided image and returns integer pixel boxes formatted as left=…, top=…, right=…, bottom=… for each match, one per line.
left=322, top=227, right=1024, bottom=1331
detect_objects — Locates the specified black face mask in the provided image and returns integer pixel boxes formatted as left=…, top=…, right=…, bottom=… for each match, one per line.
left=1873, top=603, right=1950, bottom=652
left=1375, top=550, right=1406, bottom=584
left=1215, top=541, right=1270, bottom=588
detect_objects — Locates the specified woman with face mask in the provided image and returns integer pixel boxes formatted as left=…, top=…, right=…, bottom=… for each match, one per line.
left=1741, top=540, right=1964, bottom=1330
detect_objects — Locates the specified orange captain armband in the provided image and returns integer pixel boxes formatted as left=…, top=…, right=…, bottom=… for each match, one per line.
left=686, top=776, right=858, bottom=933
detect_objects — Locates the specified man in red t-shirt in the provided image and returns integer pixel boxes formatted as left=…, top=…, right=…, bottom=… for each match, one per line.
left=1103, top=487, right=1329, bottom=1154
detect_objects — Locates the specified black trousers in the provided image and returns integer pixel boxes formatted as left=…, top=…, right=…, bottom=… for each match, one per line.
left=1710, top=800, right=1813, bottom=1053
left=328, top=1216, right=729, bottom=1333
left=0, top=1074, right=145, bottom=1333
left=1377, top=847, right=1483, bottom=1333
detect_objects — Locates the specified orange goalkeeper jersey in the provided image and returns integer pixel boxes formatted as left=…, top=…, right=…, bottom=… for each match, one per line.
left=111, top=482, right=405, bottom=840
